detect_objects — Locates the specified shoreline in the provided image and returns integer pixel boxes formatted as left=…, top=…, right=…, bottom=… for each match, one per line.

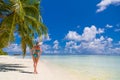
left=0, top=55, right=80, bottom=80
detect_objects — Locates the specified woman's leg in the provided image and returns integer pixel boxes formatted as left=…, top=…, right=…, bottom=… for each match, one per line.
left=32, top=56, right=36, bottom=73
left=34, top=57, right=39, bottom=74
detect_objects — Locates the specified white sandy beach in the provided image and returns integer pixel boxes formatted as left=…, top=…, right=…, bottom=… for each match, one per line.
left=0, top=56, right=80, bottom=80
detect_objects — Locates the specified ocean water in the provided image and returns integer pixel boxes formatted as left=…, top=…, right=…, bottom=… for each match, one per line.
left=40, top=55, right=120, bottom=80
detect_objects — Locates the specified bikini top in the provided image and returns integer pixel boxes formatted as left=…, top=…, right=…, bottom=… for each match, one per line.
left=34, top=46, right=41, bottom=53
left=35, top=50, right=40, bottom=52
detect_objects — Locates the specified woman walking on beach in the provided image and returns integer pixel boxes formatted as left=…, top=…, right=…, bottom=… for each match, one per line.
left=31, top=42, right=42, bottom=74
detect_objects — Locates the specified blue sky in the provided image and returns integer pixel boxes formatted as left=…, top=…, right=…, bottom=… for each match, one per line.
left=4, top=0, right=120, bottom=54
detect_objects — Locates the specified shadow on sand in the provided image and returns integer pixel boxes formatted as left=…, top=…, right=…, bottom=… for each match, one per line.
left=0, top=63, right=33, bottom=74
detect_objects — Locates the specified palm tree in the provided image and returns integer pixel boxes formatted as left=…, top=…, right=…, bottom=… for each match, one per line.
left=0, top=0, right=47, bottom=57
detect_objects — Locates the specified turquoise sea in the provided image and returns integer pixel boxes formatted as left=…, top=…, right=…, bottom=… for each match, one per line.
left=40, top=55, right=120, bottom=80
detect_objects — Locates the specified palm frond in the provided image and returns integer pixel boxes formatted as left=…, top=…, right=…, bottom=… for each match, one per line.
left=0, top=12, right=16, bottom=43
left=23, top=5, right=39, bottom=19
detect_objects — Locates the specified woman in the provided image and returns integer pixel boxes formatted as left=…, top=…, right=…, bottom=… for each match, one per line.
left=31, top=42, right=42, bottom=74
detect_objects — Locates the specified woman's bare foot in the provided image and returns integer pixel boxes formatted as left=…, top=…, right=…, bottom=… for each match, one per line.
left=34, top=71, right=38, bottom=74
left=35, top=71, right=38, bottom=74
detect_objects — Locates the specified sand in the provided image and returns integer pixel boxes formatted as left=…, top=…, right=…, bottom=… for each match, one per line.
left=0, top=56, right=80, bottom=80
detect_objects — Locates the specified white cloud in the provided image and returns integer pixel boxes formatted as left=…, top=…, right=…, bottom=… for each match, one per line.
left=82, top=25, right=97, bottom=41
left=81, top=25, right=104, bottom=41
left=65, top=41, right=79, bottom=53
left=53, top=40, right=61, bottom=54
left=64, top=25, right=117, bottom=54
left=4, top=43, right=22, bottom=53
left=4, top=43, right=31, bottom=54
left=86, top=37, right=112, bottom=54
left=43, top=34, right=51, bottom=41
left=65, top=41, right=77, bottom=49
left=97, top=28, right=104, bottom=34
left=7, top=44, right=22, bottom=52
left=41, top=44, right=52, bottom=53
left=65, top=25, right=104, bottom=42
left=105, top=24, right=113, bottom=28
left=107, top=48, right=120, bottom=54
left=35, top=34, right=51, bottom=42
left=100, top=36, right=105, bottom=40
left=53, top=40, right=59, bottom=44
left=96, top=0, right=120, bottom=12
left=81, top=26, right=97, bottom=41
left=64, top=37, right=108, bottom=54
left=78, top=36, right=112, bottom=54
left=41, top=40, right=61, bottom=54
left=53, top=40, right=59, bottom=49
left=41, top=44, right=51, bottom=50
left=42, top=38, right=119, bottom=54
left=65, top=31, right=81, bottom=41
left=107, top=37, right=113, bottom=42
left=85, top=41, right=105, bottom=53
